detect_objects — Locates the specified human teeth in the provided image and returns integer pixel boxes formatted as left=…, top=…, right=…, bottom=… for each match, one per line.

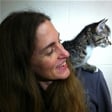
left=62, top=62, right=66, bottom=66
left=57, top=62, right=66, bottom=68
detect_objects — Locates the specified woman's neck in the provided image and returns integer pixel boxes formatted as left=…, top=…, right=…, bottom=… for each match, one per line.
left=39, top=81, right=52, bottom=90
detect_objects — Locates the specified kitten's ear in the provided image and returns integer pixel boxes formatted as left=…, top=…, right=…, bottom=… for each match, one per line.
left=96, top=18, right=108, bottom=33
left=99, top=18, right=108, bottom=23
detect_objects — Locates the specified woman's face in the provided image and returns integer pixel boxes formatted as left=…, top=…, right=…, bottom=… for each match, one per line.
left=31, top=20, right=70, bottom=80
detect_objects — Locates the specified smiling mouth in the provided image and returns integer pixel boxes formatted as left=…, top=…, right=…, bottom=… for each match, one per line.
left=56, top=62, right=68, bottom=71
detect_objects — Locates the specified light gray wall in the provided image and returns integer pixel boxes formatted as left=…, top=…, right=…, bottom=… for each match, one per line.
left=1, top=0, right=112, bottom=99
left=0, top=0, right=1, bottom=22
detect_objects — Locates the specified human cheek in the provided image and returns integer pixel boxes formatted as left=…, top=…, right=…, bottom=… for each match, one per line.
left=42, top=56, right=57, bottom=69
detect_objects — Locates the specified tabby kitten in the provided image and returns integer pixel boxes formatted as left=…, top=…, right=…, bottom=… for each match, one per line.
left=63, top=19, right=111, bottom=72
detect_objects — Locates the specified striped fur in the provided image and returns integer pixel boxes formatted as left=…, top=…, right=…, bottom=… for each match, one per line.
left=63, top=19, right=111, bottom=72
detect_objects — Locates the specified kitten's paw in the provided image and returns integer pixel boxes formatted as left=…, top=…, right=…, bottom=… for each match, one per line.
left=82, top=64, right=97, bottom=73
left=94, top=67, right=98, bottom=72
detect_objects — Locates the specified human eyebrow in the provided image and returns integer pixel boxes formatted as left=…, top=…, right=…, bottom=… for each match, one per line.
left=40, top=32, right=60, bottom=54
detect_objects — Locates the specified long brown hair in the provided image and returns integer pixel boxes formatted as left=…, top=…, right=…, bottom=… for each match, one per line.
left=0, top=11, right=87, bottom=112
left=45, top=60, right=87, bottom=112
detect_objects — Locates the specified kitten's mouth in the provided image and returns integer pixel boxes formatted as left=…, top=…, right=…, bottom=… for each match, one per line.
left=93, top=36, right=112, bottom=47
left=100, top=44, right=107, bottom=47
left=99, top=41, right=111, bottom=47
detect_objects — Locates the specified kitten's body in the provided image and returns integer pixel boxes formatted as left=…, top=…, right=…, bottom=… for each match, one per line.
left=63, top=19, right=111, bottom=72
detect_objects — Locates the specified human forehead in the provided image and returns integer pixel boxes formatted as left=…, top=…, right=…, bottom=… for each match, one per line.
left=36, top=20, right=57, bottom=37
left=35, top=20, right=59, bottom=52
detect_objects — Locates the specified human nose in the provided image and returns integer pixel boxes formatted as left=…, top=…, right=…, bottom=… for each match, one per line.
left=57, top=43, right=70, bottom=58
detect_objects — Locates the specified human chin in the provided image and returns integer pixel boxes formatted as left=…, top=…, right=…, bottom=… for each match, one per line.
left=59, top=68, right=70, bottom=79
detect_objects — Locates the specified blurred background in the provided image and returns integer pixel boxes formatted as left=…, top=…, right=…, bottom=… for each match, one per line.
left=0, top=0, right=112, bottom=99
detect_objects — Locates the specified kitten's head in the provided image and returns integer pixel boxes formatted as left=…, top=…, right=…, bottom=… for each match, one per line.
left=90, top=18, right=111, bottom=47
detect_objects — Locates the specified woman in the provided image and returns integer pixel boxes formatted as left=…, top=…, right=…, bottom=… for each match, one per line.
left=0, top=11, right=87, bottom=112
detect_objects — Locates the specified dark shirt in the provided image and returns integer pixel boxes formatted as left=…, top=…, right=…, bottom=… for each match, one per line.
left=76, top=68, right=112, bottom=112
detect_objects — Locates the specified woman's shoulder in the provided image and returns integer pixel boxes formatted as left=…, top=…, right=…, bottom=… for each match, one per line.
left=76, top=67, right=105, bottom=90
left=76, top=67, right=112, bottom=112
left=76, top=67, right=103, bottom=80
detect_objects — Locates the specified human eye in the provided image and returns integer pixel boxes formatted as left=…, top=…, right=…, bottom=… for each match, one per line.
left=45, top=47, right=55, bottom=56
